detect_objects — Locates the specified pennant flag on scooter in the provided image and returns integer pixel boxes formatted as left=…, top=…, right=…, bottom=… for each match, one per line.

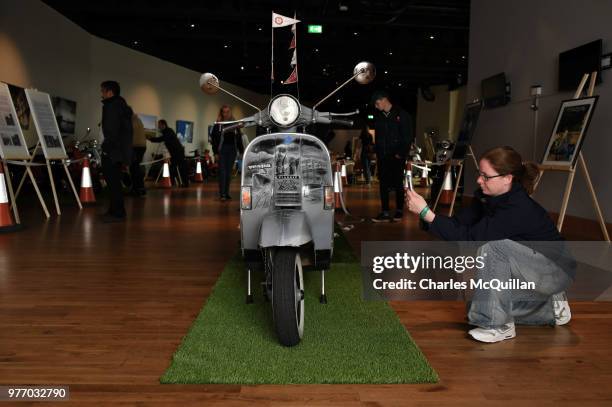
left=272, top=12, right=300, bottom=28
left=283, top=66, right=298, bottom=84
left=289, top=35, right=296, bottom=49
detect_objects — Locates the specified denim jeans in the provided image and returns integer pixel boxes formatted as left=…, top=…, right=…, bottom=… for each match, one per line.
left=468, top=239, right=573, bottom=329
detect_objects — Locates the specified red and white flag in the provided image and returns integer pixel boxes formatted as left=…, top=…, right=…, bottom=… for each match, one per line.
left=290, top=49, right=297, bottom=66
left=283, top=67, right=298, bottom=84
left=272, top=12, right=300, bottom=28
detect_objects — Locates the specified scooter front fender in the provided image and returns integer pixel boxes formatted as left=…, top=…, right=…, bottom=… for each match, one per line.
left=259, top=210, right=312, bottom=248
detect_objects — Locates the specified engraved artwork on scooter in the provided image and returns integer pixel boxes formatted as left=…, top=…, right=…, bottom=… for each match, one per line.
left=300, top=138, right=330, bottom=204
left=244, top=137, right=276, bottom=209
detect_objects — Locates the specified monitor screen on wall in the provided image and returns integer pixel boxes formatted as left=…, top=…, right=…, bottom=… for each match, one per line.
left=481, top=73, right=508, bottom=109
left=558, top=39, right=602, bottom=92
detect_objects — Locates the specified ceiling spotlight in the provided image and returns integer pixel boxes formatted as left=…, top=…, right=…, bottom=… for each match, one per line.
left=190, top=23, right=195, bottom=28
left=224, top=44, right=229, bottom=48
left=314, top=48, right=319, bottom=52
left=133, top=40, right=139, bottom=46
left=445, top=59, right=450, bottom=64
left=339, top=3, right=348, bottom=11
left=336, top=98, right=341, bottom=103
left=240, top=66, right=245, bottom=70
left=461, top=55, right=466, bottom=59
left=384, top=70, right=388, bottom=74
left=388, top=51, right=393, bottom=56
left=398, top=82, right=403, bottom=87
left=429, top=35, right=435, bottom=40
left=353, top=32, right=358, bottom=36
left=258, top=27, right=262, bottom=31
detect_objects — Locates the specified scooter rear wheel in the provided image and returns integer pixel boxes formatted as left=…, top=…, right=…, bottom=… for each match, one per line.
left=272, top=248, right=304, bottom=346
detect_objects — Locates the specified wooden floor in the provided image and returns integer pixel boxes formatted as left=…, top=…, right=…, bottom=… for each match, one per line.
left=1, top=181, right=611, bottom=406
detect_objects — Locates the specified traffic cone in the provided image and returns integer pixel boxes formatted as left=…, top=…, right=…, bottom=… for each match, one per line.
left=0, top=162, right=18, bottom=232
left=334, top=170, right=343, bottom=211
left=420, top=166, right=430, bottom=186
left=159, top=158, right=172, bottom=188
left=194, top=158, right=204, bottom=182
left=439, top=169, right=454, bottom=205
left=341, top=163, right=347, bottom=186
left=79, top=157, right=96, bottom=204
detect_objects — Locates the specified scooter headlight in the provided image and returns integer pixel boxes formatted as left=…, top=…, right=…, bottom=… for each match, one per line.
left=324, top=186, right=334, bottom=210
left=241, top=186, right=252, bottom=210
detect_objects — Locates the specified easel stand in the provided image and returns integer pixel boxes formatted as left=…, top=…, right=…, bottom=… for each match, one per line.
left=5, top=157, right=50, bottom=222
left=432, top=145, right=479, bottom=217
left=533, top=72, right=610, bottom=242
left=14, top=142, right=81, bottom=216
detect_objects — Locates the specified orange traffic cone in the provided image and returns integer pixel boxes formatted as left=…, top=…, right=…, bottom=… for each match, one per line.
left=79, top=157, right=96, bottom=204
left=194, top=158, right=204, bottom=182
left=0, top=163, right=18, bottom=232
left=341, top=163, right=348, bottom=186
left=159, top=158, right=172, bottom=188
left=439, top=169, right=454, bottom=205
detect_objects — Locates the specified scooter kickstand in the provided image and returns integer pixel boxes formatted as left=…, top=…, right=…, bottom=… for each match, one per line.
left=246, top=269, right=254, bottom=304
left=319, top=269, right=328, bottom=304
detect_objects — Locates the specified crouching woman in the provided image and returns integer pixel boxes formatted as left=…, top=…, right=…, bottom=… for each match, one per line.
left=405, top=146, right=575, bottom=343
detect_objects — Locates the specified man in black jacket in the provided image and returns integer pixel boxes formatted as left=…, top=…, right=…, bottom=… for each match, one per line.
left=210, top=105, right=244, bottom=200
left=100, top=81, right=133, bottom=222
left=148, top=120, right=189, bottom=187
left=371, top=90, right=414, bottom=222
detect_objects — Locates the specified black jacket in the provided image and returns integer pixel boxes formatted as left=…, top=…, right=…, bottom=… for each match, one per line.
left=210, top=124, right=244, bottom=155
left=149, top=127, right=184, bottom=158
left=430, top=183, right=562, bottom=241
left=101, top=96, right=133, bottom=164
left=374, top=106, right=413, bottom=158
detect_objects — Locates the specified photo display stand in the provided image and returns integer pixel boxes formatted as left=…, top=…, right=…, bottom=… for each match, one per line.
left=432, top=101, right=483, bottom=217
left=24, top=89, right=81, bottom=215
left=533, top=72, right=610, bottom=242
left=0, top=83, right=49, bottom=222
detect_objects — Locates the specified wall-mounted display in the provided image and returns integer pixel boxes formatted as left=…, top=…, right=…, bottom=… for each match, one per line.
left=0, top=83, right=30, bottom=159
left=176, top=120, right=194, bottom=144
left=542, top=96, right=598, bottom=168
left=25, top=89, right=67, bottom=159
left=51, top=96, right=77, bottom=136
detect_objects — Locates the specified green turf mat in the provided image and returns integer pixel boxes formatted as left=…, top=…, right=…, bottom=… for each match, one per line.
left=161, top=230, right=438, bottom=384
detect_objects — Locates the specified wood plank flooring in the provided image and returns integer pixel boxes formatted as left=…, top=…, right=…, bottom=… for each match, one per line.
left=0, top=181, right=611, bottom=406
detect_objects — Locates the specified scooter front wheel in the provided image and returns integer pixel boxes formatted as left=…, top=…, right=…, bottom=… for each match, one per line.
left=272, top=248, right=304, bottom=346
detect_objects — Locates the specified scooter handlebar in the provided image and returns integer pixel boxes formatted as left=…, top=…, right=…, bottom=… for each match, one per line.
left=330, top=118, right=354, bottom=127
left=221, top=122, right=245, bottom=134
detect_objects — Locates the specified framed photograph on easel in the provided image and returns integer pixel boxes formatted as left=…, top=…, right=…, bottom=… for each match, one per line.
left=541, top=96, right=598, bottom=169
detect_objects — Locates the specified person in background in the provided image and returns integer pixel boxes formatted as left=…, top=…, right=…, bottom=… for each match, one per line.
left=370, top=90, right=414, bottom=222
left=129, top=114, right=146, bottom=196
left=405, top=146, right=575, bottom=343
left=210, top=105, right=244, bottom=201
left=359, top=126, right=373, bottom=185
left=147, top=120, right=189, bottom=188
left=100, top=80, right=133, bottom=222
left=344, top=140, right=353, bottom=159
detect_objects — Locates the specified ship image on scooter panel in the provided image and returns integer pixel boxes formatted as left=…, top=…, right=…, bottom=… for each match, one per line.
left=199, top=61, right=376, bottom=346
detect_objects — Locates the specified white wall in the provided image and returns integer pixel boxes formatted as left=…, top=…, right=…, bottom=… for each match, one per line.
left=468, top=0, right=612, bottom=222
left=415, top=85, right=466, bottom=149
left=0, top=0, right=267, bottom=160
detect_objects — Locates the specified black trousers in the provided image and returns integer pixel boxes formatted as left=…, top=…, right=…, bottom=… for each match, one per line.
left=377, top=154, right=405, bottom=212
left=170, top=154, right=189, bottom=187
left=218, top=145, right=237, bottom=197
left=102, top=154, right=126, bottom=217
left=130, top=146, right=146, bottom=193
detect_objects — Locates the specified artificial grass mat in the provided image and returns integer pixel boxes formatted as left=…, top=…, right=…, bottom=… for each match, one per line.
left=160, top=230, right=438, bottom=384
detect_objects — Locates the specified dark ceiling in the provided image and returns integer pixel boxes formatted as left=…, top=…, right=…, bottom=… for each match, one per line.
left=43, top=0, right=470, bottom=113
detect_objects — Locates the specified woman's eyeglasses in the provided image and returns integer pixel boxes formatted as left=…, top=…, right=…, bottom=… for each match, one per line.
left=478, top=172, right=507, bottom=181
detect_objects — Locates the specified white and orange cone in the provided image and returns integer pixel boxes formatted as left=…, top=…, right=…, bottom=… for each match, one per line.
left=341, top=163, right=347, bottom=186
left=160, top=158, right=172, bottom=188
left=194, top=158, right=204, bottom=183
left=439, top=169, right=454, bottom=205
left=334, top=170, right=343, bottom=210
left=0, top=163, right=17, bottom=231
left=79, top=157, right=96, bottom=204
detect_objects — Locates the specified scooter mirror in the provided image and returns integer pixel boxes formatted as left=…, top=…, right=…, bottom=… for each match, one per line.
left=353, top=62, right=376, bottom=84
left=199, top=72, right=220, bottom=94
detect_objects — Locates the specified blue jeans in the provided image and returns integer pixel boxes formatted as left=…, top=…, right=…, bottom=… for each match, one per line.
left=468, top=240, right=573, bottom=328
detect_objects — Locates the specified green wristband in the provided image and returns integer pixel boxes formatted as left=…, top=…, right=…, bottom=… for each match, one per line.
left=419, top=206, right=430, bottom=220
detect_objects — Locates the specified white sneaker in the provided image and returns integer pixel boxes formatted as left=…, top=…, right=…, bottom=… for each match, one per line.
left=553, top=292, right=571, bottom=325
left=468, top=323, right=516, bottom=343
